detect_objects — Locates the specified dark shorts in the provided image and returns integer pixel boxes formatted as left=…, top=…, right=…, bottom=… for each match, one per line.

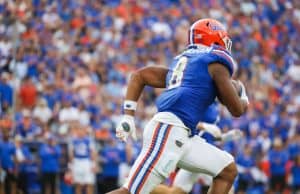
left=270, top=175, right=286, bottom=191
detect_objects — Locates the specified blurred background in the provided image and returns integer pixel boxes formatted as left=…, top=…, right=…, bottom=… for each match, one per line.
left=0, top=0, right=300, bottom=194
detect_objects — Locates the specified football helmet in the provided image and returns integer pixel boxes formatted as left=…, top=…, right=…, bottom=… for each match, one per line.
left=188, top=18, right=232, bottom=52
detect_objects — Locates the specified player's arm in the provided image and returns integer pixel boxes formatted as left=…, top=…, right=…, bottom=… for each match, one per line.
left=197, top=122, right=243, bottom=142
left=197, top=122, right=222, bottom=139
left=116, top=66, right=168, bottom=142
left=124, top=66, right=168, bottom=116
left=208, top=63, right=248, bottom=117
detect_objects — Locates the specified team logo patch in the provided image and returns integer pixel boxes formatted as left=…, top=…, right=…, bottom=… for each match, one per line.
left=122, top=122, right=130, bottom=132
left=209, top=23, right=225, bottom=31
left=175, top=140, right=183, bottom=147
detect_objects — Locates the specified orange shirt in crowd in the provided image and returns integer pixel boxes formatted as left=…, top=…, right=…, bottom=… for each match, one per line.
left=19, top=83, right=37, bottom=108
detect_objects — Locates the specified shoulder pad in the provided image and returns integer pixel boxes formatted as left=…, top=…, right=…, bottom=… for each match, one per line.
left=209, top=46, right=237, bottom=76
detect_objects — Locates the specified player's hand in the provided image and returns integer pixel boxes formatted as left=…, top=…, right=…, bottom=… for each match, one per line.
left=116, top=115, right=137, bottom=142
left=221, top=129, right=243, bottom=142
left=199, top=123, right=222, bottom=139
left=237, top=81, right=249, bottom=105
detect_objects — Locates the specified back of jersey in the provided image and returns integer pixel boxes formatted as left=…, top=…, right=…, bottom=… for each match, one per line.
left=156, top=44, right=235, bottom=133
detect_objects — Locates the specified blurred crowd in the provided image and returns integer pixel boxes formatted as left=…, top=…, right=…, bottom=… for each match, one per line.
left=0, top=0, right=300, bottom=193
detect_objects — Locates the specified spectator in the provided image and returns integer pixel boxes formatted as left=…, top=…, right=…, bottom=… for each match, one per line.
left=69, top=124, right=97, bottom=194
left=39, top=134, right=61, bottom=194
left=16, top=109, right=41, bottom=140
left=15, top=135, right=32, bottom=194
left=32, top=98, right=53, bottom=124
left=0, top=36, right=12, bottom=58
left=78, top=102, right=91, bottom=126
left=290, top=155, right=300, bottom=193
left=0, top=130, right=17, bottom=194
left=99, top=137, right=122, bottom=193
left=0, top=0, right=299, bottom=193
left=58, top=98, right=79, bottom=124
left=8, top=51, right=28, bottom=81
left=258, top=130, right=272, bottom=154
left=268, top=137, right=289, bottom=193
left=0, top=72, right=13, bottom=113
left=236, top=146, right=256, bottom=194
left=19, top=76, right=37, bottom=109
left=42, top=5, right=62, bottom=29
left=72, top=68, right=93, bottom=101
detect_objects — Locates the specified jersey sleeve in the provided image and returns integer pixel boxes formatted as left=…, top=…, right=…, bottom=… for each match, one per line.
left=207, top=48, right=237, bottom=76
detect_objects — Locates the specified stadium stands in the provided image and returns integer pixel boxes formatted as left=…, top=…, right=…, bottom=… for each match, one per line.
left=0, top=0, right=299, bottom=193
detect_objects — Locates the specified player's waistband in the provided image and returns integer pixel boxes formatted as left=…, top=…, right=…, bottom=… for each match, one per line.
left=153, top=112, right=191, bottom=134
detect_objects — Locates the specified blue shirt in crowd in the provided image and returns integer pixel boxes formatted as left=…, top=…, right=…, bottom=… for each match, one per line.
left=268, top=149, right=289, bottom=176
left=39, top=143, right=61, bottom=173
left=17, top=145, right=32, bottom=172
left=0, top=141, right=16, bottom=171
left=0, top=81, right=13, bottom=106
left=100, top=143, right=121, bottom=177
left=291, top=165, right=300, bottom=187
left=236, top=153, right=255, bottom=181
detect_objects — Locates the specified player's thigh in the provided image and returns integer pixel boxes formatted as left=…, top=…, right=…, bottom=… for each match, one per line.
left=178, top=136, right=234, bottom=177
left=124, top=119, right=188, bottom=194
left=173, top=169, right=200, bottom=193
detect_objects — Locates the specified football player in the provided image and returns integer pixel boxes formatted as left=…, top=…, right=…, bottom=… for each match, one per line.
left=108, top=18, right=249, bottom=194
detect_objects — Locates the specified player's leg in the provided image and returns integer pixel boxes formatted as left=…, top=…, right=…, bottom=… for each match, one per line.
left=151, top=184, right=186, bottom=194
left=178, top=136, right=237, bottom=194
left=108, top=118, right=189, bottom=194
left=150, top=170, right=198, bottom=194
left=172, top=169, right=200, bottom=194
left=198, top=173, right=235, bottom=194
left=207, top=162, right=237, bottom=194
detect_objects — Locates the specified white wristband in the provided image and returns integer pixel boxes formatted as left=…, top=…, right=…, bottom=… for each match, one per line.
left=123, top=100, right=137, bottom=111
left=238, top=81, right=249, bottom=105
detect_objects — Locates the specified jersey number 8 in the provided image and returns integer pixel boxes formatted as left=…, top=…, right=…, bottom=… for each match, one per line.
left=168, top=56, right=188, bottom=89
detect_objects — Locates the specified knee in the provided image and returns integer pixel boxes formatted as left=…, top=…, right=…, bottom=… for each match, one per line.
left=217, top=162, right=238, bottom=183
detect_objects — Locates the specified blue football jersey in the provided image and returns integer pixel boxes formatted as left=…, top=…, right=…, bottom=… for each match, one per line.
left=200, top=102, right=220, bottom=142
left=72, top=137, right=93, bottom=159
left=156, top=44, right=235, bottom=134
left=203, top=101, right=220, bottom=124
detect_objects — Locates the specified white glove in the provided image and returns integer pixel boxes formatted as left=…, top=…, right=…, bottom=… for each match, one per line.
left=237, top=81, right=249, bottom=105
left=221, top=129, right=243, bottom=142
left=116, top=115, right=137, bottom=142
left=200, top=123, right=222, bottom=139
